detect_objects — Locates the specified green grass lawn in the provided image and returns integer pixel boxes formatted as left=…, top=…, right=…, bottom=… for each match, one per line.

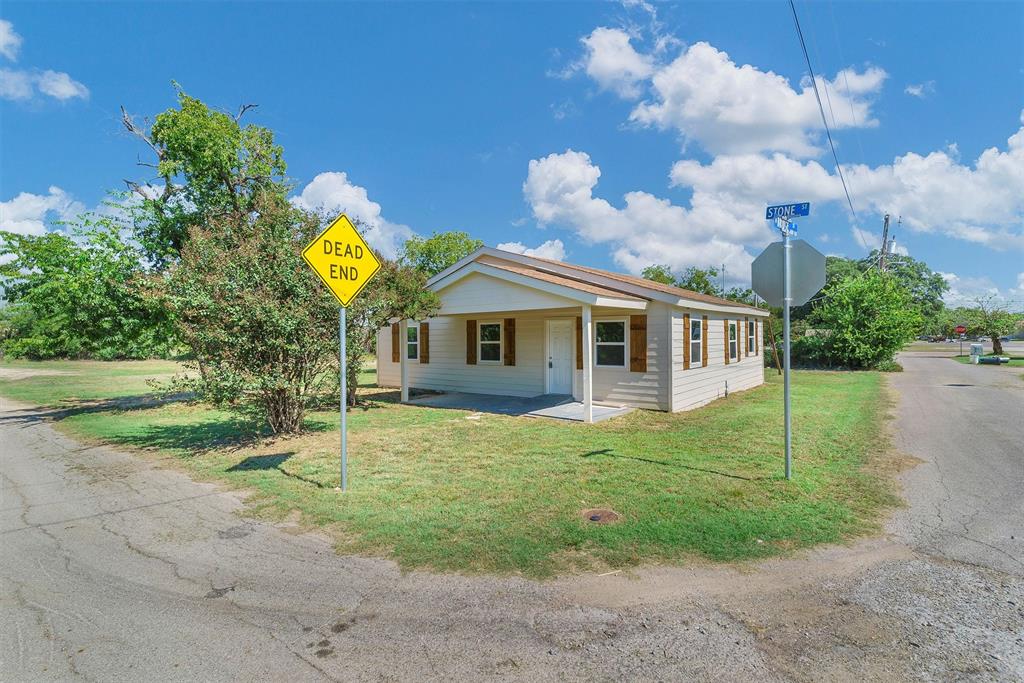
left=0, top=359, right=899, bottom=576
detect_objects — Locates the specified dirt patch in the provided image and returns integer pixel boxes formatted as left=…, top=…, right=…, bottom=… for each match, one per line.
left=582, top=508, right=620, bottom=524
left=0, top=367, right=75, bottom=381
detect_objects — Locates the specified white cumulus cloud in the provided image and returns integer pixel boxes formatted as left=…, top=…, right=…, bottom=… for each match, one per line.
left=629, top=41, right=886, bottom=157
left=523, top=149, right=755, bottom=276
left=0, top=21, right=88, bottom=102
left=496, top=239, right=566, bottom=261
left=579, top=27, right=654, bottom=98
left=846, top=116, right=1024, bottom=249
left=904, top=81, right=935, bottom=98
left=0, top=186, right=84, bottom=236
left=0, top=68, right=32, bottom=100
left=291, top=172, right=413, bottom=259
left=36, top=70, right=89, bottom=101
left=0, top=19, right=22, bottom=61
left=569, top=25, right=886, bottom=158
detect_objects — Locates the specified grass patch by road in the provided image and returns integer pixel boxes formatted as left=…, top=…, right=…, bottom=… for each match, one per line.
left=0, top=359, right=899, bottom=576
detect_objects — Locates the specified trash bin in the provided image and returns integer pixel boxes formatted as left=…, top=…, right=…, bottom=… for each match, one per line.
left=969, top=343, right=983, bottom=364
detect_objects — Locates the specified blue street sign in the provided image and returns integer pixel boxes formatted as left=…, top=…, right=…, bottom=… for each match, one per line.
left=766, top=202, right=810, bottom=220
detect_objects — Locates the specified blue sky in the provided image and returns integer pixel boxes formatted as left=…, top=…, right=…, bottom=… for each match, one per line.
left=1, top=1, right=1022, bottom=308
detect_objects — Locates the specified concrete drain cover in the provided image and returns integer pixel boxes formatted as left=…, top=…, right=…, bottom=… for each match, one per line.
left=582, top=508, right=620, bottom=524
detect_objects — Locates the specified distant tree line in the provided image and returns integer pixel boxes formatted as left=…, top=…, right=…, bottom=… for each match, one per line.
left=641, top=251, right=1022, bottom=370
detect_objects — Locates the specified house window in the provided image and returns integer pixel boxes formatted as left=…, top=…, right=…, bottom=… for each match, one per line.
left=729, top=321, right=738, bottom=361
left=690, top=318, right=702, bottom=365
left=479, top=322, right=502, bottom=363
left=595, top=320, right=626, bottom=367
left=407, top=323, right=419, bottom=361
left=747, top=321, right=756, bottom=354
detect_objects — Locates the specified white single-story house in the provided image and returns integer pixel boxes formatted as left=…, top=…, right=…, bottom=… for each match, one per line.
left=377, top=247, right=769, bottom=422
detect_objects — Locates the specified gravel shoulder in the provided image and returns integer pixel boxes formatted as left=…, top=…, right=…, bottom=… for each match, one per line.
left=1, top=353, right=1021, bottom=681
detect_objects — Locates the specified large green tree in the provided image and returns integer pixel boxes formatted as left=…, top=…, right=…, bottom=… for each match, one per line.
left=0, top=212, right=173, bottom=360
left=959, top=297, right=1021, bottom=355
left=794, top=270, right=921, bottom=369
left=122, top=85, right=287, bottom=267
left=400, top=230, right=483, bottom=276
left=163, top=197, right=437, bottom=433
left=791, top=253, right=948, bottom=332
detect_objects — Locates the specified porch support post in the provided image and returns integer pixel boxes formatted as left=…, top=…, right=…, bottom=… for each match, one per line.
left=582, top=304, right=593, bottom=423
left=399, top=319, right=409, bottom=403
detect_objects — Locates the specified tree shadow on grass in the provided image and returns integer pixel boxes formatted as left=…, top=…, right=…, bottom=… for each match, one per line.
left=581, top=448, right=770, bottom=482
left=225, top=452, right=329, bottom=489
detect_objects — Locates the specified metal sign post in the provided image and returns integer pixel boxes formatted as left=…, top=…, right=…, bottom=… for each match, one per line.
left=752, top=203, right=824, bottom=481
left=339, top=306, right=347, bottom=491
left=782, top=222, right=793, bottom=480
left=302, top=214, right=382, bottom=491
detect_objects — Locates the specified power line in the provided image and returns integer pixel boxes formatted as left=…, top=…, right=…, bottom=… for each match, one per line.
left=788, top=0, right=866, bottom=251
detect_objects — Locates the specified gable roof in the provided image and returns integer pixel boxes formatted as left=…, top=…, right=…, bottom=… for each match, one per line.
left=482, top=260, right=645, bottom=301
left=526, top=255, right=761, bottom=311
left=428, top=247, right=767, bottom=315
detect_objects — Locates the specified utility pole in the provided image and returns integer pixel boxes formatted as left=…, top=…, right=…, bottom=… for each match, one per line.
left=879, top=213, right=891, bottom=271
left=720, top=263, right=726, bottom=295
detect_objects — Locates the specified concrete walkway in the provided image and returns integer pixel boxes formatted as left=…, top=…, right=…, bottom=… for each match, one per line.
left=407, top=391, right=633, bottom=422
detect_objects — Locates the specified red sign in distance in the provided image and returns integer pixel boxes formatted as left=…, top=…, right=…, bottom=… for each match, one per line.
left=955, top=325, right=967, bottom=334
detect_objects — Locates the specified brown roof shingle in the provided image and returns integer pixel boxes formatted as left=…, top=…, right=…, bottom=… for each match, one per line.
left=526, top=255, right=763, bottom=311
left=480, top=259, right=645, bottom=301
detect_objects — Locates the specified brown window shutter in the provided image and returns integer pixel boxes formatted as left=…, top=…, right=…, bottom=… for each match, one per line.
left=575, top=316, right=583, bottom=370
left=701, top=316, right=708, bottom=367
left=391, top=322, right=400, bottom=363
left=756, top=320, right=760, bottom=356
left=466, top=319, right=477, bottom=365
left=503, top=318, right=516, bottom=366
left=744, top=317, right=749, bottom=357
left=724, top=319, right=730, bottom=364
left=683, top=313, right=691, bottom=370
left=419, top=322, right=429, bottom=364
left=629, top=315, right=647, bottom=372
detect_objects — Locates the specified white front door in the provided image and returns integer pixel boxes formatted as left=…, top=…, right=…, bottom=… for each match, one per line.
left=547, top=319, right=573, bottom=395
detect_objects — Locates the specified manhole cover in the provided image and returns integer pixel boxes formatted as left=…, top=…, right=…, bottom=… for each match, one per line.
left=581, top=508, right=620, bottom=524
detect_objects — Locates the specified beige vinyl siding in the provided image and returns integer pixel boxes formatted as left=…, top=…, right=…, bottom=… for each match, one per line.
left=574, top=301, right=672, bottom=410
left=669, top=309, right=764, bottom=412
left=377, top=304, right=673, bottom=409
left=435, top=272, right=584, bottom=315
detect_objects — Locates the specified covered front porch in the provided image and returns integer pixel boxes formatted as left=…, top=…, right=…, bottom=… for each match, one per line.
left=383, top=254, right=663, bottom=421
left=406, top=391, right=633, bottom=423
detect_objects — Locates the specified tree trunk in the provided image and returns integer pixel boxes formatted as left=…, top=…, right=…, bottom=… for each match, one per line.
left=265, top=388, right=304, bottom=434
left=992, top=334, right=1004, bottom=355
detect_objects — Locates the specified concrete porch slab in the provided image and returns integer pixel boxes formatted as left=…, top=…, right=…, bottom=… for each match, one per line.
left=405, top=391, right=632, bottom=423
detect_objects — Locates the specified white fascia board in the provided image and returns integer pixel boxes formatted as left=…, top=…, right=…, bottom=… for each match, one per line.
left=596, top=296, right=646, bottom=310
left=671, top=299, right=770, bottom=316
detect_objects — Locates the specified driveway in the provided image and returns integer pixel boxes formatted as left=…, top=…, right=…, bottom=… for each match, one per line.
left=1, top=354, right=1021, bottom=681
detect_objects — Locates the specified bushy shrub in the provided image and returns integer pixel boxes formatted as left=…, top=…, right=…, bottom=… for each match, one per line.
left=792, top=271, right=921, bottom=369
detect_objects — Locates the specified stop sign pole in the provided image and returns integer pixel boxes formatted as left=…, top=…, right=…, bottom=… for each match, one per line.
left=752, top=202, right=824, bottom=481
left=781, top=221, right=794, bottom=479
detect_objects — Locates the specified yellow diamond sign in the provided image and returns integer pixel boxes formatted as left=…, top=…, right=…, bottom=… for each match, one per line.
left=302, top=214, right=381, bottom=307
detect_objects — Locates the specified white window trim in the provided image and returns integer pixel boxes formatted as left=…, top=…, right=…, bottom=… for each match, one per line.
left=747, top=321, right=756, bottom=355
left=689, top=318, right=702, bottom=366
left=478, top=320, right=503, bottom=364
left=407, top=322, right=419, bottom=362
left=594, top=318, right=628, bottom=369
left=729, top=321, right=738, bottom=361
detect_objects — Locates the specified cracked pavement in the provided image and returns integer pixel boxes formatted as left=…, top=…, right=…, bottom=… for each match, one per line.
left=1, top=351, right=1022, bottom=681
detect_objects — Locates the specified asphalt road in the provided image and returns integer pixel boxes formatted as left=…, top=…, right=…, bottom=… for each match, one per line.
left=1, top=353, right=1021, bottom=682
